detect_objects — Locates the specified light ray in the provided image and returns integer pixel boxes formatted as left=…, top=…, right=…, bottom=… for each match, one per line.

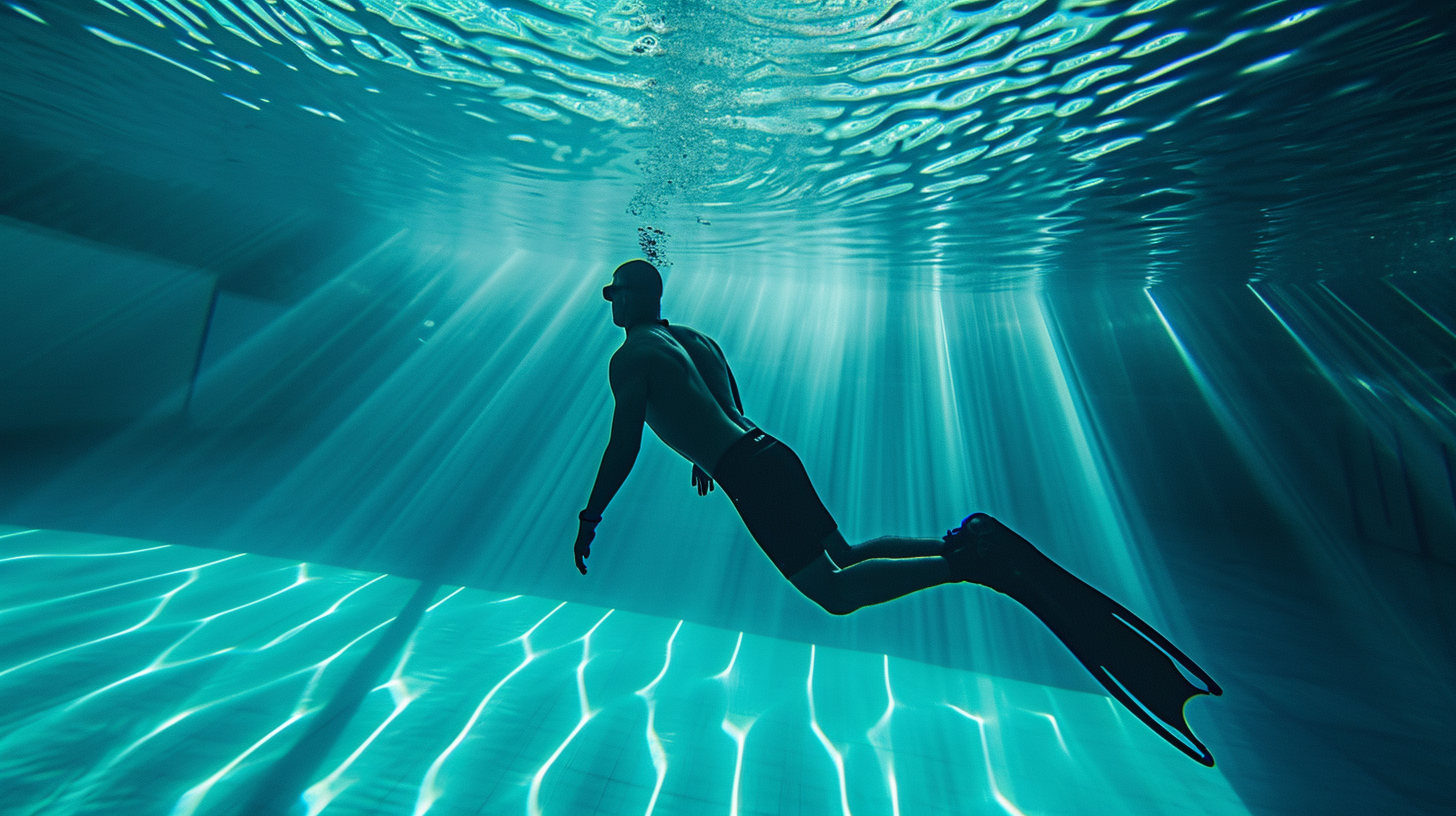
left=944, top=704, right=1030, bottom=816
left=258, top=573, right=391, bottom=649
left=1030, top=711, right=1070, bottom=755
left=527, top=608, right=615, bottom=816
left=170, top=711, right=307, bottom=816
left=412, top=600, right=566, bottom=816
left=806, top=644, right=852, bottom=816
left=0, top=539, right=161, bottom=561
left=867, top=655, right=901, bottom=816
left=713, top=631, right=744, bottom=680
left=0, top=553, right=246, bottom=616
left=720, top=714, right=756, bottom=816
left=0, top=568, right=201, bottom=679
left=302, top=634, right=427, bottom=815
left=636, top=619, right=683, bottom=816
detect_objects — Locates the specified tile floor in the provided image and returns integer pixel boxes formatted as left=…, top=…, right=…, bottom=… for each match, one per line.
left=0, top=526, right=1247, bottom=816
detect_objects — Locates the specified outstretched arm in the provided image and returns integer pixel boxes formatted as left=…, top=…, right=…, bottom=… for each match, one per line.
left=576, top=353, right=647, bottom=574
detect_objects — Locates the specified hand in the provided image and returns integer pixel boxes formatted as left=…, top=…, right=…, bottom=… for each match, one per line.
left=692, top=464, right=714, bottom=496
left=574, top=518, right=597, bottom=575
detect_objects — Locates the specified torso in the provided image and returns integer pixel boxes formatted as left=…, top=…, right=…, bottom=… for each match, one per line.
left=616, top=322, right=754, bottom=474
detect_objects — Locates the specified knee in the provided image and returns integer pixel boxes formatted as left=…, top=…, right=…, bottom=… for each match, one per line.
left=822, top=533, right=852, bottom=563
left=790, top=553, right=860, bottom=616
left=803, top=576, right=858, bottom=616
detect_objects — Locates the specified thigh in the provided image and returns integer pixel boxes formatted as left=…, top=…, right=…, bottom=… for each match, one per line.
left=720, top=438, right=840, bottom=578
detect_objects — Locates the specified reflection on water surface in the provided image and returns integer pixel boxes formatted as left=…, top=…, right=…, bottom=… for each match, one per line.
left=2, top=0, right=1453, bottom=277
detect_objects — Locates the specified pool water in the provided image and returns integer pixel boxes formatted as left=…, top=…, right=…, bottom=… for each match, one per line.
left=2, top=0, right=1455, bottom=814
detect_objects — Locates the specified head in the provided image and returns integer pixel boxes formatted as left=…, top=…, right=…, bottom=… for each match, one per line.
left=603, top=259, right=663, bottom=328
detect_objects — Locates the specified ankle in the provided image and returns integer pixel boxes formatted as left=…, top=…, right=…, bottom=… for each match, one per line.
left=941, top=545, right=981, bottom=583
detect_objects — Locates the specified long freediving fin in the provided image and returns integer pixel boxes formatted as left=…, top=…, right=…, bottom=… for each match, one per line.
left=945, top=513, right=1222, bottom=766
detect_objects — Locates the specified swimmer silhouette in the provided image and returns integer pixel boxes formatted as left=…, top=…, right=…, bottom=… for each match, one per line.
left=575, top=259, right=1223, bottom=765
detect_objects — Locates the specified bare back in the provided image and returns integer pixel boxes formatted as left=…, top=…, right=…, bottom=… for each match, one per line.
left=614, top=323, right=753, bottom=474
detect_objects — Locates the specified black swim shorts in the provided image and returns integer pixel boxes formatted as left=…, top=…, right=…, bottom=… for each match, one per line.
left=712, top=430, right=839, bottom=578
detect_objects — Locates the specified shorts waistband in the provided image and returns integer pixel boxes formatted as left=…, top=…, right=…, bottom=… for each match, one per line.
left=715, top=428, right=774, bottom=476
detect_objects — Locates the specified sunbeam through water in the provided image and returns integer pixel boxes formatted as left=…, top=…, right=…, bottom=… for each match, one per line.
left=3, top=0, right=1456, bottom=814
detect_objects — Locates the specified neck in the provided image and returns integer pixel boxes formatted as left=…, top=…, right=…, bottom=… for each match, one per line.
left=625, top=316, right=665, bottom=333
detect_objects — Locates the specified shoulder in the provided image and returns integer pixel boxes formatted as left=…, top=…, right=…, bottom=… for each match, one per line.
left=666, top=323, right=721, bottom=351
left=609, top=338, right=656, bottom=384
left=665, top=323, right=703, bottom=340
left=609, top=343, right=642, bottom=372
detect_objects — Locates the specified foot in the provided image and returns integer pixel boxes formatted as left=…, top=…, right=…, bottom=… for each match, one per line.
left=941, top=512, right=994, bottom=583
left=942, top=512, right=1046, bottom=588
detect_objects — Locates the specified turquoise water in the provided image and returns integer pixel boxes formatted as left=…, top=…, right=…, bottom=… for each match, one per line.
left=2, top=0, right=1455, bottom=814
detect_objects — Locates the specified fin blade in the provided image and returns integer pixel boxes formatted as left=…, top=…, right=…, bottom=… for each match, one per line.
left=1108, top=605, right=1223, bottom=697
left=970, top=514, right=1221, bottom=765
left=1097, top=665, right=1216, bottom=766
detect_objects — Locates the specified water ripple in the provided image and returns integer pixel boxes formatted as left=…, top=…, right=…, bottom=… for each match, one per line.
left=5, top=0, right=1449, bottom=276
left=51, top=0, right=1351, bottom=209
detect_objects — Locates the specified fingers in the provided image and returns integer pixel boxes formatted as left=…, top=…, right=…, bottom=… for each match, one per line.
left=691, top=468, right=715, bottom=496
left=574, top=516, right=597, bottom=575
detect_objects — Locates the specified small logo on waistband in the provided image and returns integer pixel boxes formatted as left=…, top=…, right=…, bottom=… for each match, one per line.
left=753, top=433, right=765, bottom=442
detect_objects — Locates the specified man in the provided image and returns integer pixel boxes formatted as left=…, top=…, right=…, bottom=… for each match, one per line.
left=575, top=259, right=1222, bottom=765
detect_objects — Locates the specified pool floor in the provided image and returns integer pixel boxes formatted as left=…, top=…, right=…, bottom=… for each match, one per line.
left=0, top=527, right=1245, bottom=816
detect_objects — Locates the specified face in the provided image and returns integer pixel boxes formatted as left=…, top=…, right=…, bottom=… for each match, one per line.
left=603, top=274, right=633, bottom=327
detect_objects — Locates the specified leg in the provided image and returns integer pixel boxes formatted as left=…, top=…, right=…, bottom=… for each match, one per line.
left=790, top=531, right=954, bottom=615
left=825, top=533, right=944, bottom=568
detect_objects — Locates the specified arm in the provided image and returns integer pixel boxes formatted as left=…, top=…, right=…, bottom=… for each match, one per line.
left=585, top=353, right=647, bottom=515
left=576, top=353, right=647, bottom=573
